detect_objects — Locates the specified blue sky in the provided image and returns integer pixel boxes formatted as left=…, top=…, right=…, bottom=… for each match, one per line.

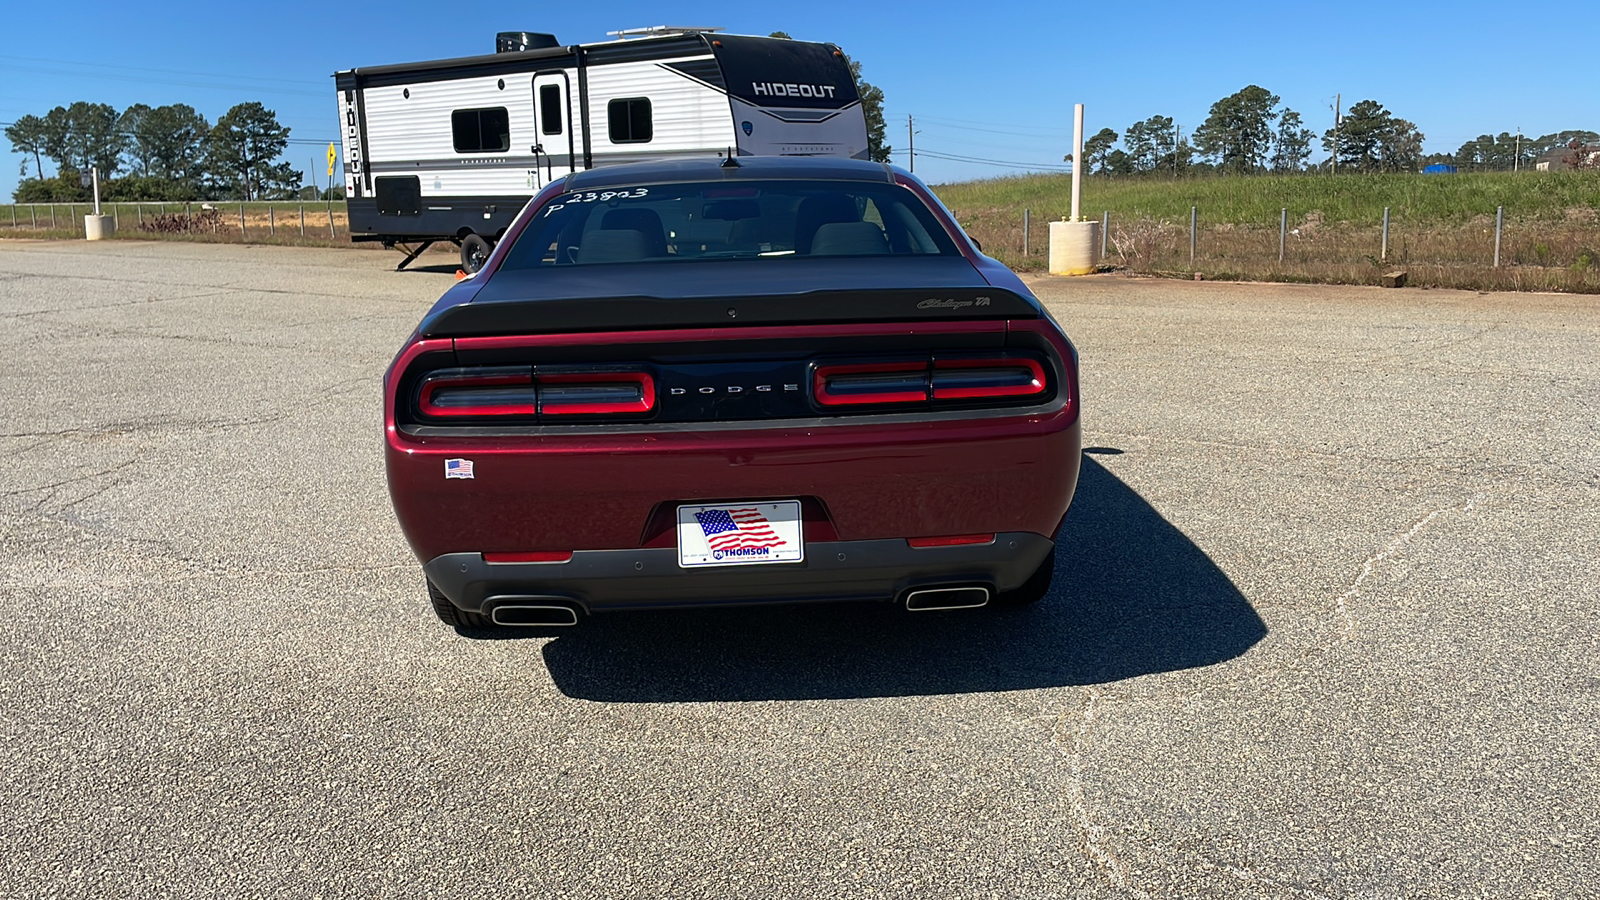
left=3, top=0, right=1597, bottom=198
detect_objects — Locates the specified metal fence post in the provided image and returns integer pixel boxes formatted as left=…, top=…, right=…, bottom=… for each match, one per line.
left=299, top=204, right=305, bottom=237
left=51, top=204, right=57, bottom=230
left=1023, top=208, right=1030, bottom=256
left=1493, top=206, right=1503, bottom=267
left=112, top=204, right=118, bottom=229
left=239, top=203, right=246, bottom=237
left=1189, top=206, right=1197, bottom=264
left=1382, top=207, right=1390, bottom=262
left=137, top=203, right=143, bottom=227
left=31, top=205, right=37, bottom=229
left=327, top=200, right=335, bottom=239
left=1101, top=210, right=1108, bottom=258
left=1279, top=208, right=1287, bottom=263
left=269, top=205, right=275, bottom=236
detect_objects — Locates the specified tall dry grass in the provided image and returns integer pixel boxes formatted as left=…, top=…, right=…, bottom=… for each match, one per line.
left=940, top=171, right=1600, bottom=293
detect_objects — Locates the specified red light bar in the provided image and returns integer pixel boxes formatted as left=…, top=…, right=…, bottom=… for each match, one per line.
left=418, top=368, right=536, bottom=417
left=907, top=534, right=996, bottom=548
left=931, top=357, right=1046, bottom=400
left=814, top=361, right=929, bottom=406
left=482, top=551, right=573, bottom=564
left=537, top=371, right=656, bottom=416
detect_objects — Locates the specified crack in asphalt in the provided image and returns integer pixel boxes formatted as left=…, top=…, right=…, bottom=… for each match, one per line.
left=1052, top=688, right=1150, bottom=898
left=0, top=379, right=368, bottom=443
left=1, top=460, right=136, bottom=501
left=1331, top=493, right=1485, bottom=639
left=8, top=289, right=236, bottom=319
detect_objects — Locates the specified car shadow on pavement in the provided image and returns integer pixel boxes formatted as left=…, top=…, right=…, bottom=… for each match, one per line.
left=532, top=455, right=1266, bottom=701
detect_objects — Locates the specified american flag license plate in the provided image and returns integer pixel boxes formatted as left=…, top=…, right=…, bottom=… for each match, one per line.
left=677, top=501, right=805, bottom=568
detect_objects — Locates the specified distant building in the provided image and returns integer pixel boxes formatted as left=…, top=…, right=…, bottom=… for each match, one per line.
left=1535, top=144, right=1600, bottom=172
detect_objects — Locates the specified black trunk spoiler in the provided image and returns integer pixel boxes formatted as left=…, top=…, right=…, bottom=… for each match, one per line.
left=418, top=287, right=1041, bottom=338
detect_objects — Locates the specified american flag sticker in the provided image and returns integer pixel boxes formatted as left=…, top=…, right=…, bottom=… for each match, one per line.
left=677, top=501, right=804, bottom=567
left=444, top=458, right=475, bottom=479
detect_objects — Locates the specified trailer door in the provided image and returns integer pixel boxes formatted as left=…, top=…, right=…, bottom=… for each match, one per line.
left=531, top=71, right=576, bottom=187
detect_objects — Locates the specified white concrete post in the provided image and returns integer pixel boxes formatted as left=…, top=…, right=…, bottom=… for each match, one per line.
left=1050, top=103, right=1100, bottom=275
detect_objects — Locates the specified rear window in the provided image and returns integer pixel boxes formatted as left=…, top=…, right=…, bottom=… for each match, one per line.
left=499, top=180, right=961, bottom=269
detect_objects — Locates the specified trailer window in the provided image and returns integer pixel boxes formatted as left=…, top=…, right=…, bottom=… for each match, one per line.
left=607, top=98, right=653, bottom=143
left=452, top=107, right=510, bottom=153
left=539, top=85, right=563, bottom=135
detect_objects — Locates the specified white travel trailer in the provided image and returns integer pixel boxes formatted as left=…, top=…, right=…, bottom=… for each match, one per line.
left=334, top=28, right=870, bottom=271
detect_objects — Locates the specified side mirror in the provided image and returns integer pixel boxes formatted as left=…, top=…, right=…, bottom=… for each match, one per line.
left=971, top=238, right=983, bottom=253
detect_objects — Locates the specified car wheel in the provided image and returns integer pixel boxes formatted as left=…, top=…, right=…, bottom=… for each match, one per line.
left=994, top=548, right=1055, bottom=606
left=427, top=578, right=493, bottom=630
left=459, top=233, right=492, bottom=274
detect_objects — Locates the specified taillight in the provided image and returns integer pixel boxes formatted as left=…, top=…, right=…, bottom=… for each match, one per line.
left=812, top=355, right=1051, bottom=409
left=538, top=370, right=656, bottom=416
left=414, top=367, right=655, bottom=420
left=418, top=367, right=536, bottom=417
left=813, top=361, right=928, bottom=406
left=931, top=357, right=1047, bottom=400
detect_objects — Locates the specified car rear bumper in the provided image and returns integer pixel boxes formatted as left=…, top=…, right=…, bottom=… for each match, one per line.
left=423, top=531, right=1053, bottom=614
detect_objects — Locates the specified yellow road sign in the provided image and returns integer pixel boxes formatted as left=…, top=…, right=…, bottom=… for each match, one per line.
left=327, top=142, right=337, bottom=177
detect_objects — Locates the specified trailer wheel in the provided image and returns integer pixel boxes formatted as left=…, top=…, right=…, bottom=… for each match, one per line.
left=459, top=233, right=492, bottom=274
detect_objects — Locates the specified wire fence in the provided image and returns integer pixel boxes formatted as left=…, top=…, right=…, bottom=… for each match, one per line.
left=991, top=206, right=1600, bottom=293
left=0, top=201, right=352, bottom=242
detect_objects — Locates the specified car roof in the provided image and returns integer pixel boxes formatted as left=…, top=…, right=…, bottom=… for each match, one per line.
left=560, top=156, right=899, bottom=190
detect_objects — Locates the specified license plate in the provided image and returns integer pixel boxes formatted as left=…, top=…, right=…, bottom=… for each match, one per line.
left=677, top=501, right=805, bottom=568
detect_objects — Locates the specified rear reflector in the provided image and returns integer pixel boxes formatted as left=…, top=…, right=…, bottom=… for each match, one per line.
left=931, top=358, right=1047, bottom=400
left=907, top=534, right=996, bottom=548
left=813, top=361, right=929, bottom=406
left=538, top=371, right=655, bottom=416
left=483, top=551, right=574, bottom=564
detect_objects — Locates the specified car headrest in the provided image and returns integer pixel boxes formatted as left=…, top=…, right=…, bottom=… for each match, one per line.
left=808, top=221, right=889, bottom=256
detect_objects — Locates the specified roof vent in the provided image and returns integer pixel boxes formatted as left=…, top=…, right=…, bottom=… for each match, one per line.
left=496, top=32, right=559, bottom=53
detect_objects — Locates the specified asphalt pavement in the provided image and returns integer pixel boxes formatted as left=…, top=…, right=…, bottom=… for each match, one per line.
left=1, top=239, right=1594, bottom=899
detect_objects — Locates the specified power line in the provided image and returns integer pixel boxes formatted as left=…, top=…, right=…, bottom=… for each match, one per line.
left=912, top=113, right=1071, bottom=136
left=912, top=148, right=1072, bottom=172
left=0, top=54, right=324, bottom=88
left=0, top=62, right=325, bottom=98
left=2, top=120, right=334, bottom=145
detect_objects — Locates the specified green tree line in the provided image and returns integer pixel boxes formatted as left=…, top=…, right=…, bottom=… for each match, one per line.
left=5, top=101, right=324, bottom=202
left=1069, top=85, right=1597, bottom=177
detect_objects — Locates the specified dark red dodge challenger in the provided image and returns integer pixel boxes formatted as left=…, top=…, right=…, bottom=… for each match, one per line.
left=384, top=157, right=1081, bottom=628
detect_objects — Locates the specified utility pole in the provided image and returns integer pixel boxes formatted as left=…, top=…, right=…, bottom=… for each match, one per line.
left=1174, top=124, right=1181, bottom=177
left=907, top=115, right=915, bottom=174
left=1514, top=129, right=1521, bottom=173
left=1332, top=93, right=1341, bottom=175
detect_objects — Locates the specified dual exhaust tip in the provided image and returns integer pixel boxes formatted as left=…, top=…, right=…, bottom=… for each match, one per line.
left=486, top=586, right=992, bottom=623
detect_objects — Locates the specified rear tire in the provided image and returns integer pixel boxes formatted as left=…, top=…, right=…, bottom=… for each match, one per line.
left=459, top=233, right=492, bottom=273
left=427, top=578, right=493, bottom=630
left=994, top=548, right=1055, bottom=606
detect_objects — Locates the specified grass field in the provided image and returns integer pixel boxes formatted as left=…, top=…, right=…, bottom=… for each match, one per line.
left=936, top=170, right=1600, bottom=292
left=5, top=174, right=1598, bottom=292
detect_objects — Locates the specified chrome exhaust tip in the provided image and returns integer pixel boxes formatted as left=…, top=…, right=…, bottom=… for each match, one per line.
left=487, top=599, right=581, bottom=627
left=903, top=586, right=991, bottom=612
